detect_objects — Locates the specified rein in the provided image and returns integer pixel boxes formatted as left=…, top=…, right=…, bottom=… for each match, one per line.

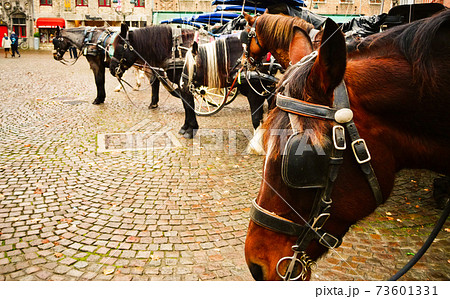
left=115, top=31, right=192, bottom=102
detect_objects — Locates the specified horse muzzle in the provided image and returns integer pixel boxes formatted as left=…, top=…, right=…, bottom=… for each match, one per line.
left=53, top=50, right=63, bottom=61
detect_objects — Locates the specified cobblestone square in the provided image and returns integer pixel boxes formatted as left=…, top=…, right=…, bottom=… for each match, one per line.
left=0, top=51, right=448, bottom=281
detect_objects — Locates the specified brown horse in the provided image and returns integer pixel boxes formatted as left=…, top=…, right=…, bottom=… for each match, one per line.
left=245, top=10, right=450, bottom=281
left=242, top=12, right=321, bottom=68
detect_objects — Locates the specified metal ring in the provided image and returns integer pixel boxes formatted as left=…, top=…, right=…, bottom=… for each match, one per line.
left=276, top=256, right=307, bottom=281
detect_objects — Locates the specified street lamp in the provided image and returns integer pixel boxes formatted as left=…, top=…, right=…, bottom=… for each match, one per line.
left=114, top=0, right=137, bottom=22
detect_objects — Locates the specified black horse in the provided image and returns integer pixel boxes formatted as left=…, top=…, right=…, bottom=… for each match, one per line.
left=52, top=26, right=160, bottom=107
left=181, top=35, right=280, bottom=131
left=110, top=24, right=197, bottom=138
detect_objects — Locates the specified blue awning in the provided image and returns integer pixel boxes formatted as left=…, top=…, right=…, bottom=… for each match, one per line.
left=160, top=18, right=207, bottom=29
left=214, top=5, right=267, bottom=14
left=211, top=0, right=306, bottom=8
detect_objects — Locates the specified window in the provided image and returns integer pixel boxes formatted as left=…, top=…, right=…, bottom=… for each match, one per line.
left=40, top=0, right=52, bottom=5
left=12, top=17, right=27, bottom=38
left=98, top=0, right=110, bottom=7
left=339, top=0, right=354, bottom=3
left=77, top=0, right=88, bottom=6
left=369, top=0, right=382, bottom=3
left=135, top=0, right=145, bottom=7
left=312, top=0, right=326, bottom=3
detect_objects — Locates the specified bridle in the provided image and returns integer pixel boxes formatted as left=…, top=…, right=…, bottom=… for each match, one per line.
left=53, top=35, right=81, bottom=65
left=250, top=51, right=383, bottom=280
left=110, top=30, right=135, bottom=78
left=241, top=16, right=264, bottom=66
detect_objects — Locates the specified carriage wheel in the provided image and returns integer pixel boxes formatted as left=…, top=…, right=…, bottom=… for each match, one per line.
left=193, top=86, right=230, bottom=116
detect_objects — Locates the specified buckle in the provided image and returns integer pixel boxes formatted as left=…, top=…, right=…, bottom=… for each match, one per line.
left=332, top=125, right=346, bottom=150
left=249, top=28, right=256, bottom=37
left=319, top=232, right=341, bottom=249
left=351, top=139, right=371, bottom=164
left=311, top=213, right=330, bottom=230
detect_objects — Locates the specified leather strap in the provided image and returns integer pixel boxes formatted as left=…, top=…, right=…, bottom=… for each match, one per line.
left=277, top=94, right=337, bottom=120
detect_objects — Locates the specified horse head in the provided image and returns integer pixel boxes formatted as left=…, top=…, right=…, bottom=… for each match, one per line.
left=242, top=12, right=315, bottom=69
left=110, top=23, right=137, bottom=78
left=52, top=26, right=71, bottom=61
left=241, top=12, right=266, bottom=67
left=245, top=18, right=394, bottom=281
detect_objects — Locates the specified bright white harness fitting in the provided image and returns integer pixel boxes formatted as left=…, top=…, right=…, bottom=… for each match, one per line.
left=334, top=108, right=353, bottom=123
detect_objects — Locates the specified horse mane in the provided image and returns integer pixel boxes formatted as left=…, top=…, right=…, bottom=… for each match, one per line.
left=352, top=9, right=450, bottom=95
left=196, top=36, right=243, bottom=88
left=257, top=13, right=315, bottom=50
left=128, top=25, right=173, bottom=66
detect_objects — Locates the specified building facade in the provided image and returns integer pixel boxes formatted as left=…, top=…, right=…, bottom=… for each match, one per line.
left=0, top=1, right=34, bottom=42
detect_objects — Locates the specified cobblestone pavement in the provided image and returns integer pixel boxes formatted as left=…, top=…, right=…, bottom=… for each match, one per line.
left=0, top=51, right=449, bottom=281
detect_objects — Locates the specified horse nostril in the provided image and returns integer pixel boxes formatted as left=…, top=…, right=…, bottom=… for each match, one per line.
left=249, top=263, right=264, bottom=281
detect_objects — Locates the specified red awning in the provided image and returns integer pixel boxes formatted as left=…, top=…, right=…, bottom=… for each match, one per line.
left=36, top=18, right=65, bottom=29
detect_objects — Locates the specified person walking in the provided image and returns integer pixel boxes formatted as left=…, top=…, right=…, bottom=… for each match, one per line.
left=2, top=33, right=11, bottom=58
left=10, top=31, right=20, bottom=57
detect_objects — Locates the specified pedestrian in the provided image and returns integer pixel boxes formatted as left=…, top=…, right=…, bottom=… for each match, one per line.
left=2, top=33, right=11, bottom=58
left=10, top=31, right=20, bottom=57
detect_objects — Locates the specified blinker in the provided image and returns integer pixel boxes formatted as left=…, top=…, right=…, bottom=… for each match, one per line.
left=281, top=133, right=329, bottom=189
left=240, top=30, right=249, bottom=45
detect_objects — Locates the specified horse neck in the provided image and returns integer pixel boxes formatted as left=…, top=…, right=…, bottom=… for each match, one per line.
left=64, top=28, right=89, bottom=49
left=345, top=55, right=450, bottom=175
left=132, top=27, right=172, bottom=66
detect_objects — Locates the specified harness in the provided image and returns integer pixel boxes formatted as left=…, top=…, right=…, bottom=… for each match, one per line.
left=112, top=28, right=187, bottom=98
left=240, top=16, right=263, bottom=66
left=250, top=51, right=383, bottom=280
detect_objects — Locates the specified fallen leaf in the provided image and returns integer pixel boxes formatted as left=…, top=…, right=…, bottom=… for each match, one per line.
left=34, top=188, right=43, bottom=194
left=416, top=205, right=420, bottom=208
left=126, top=236, right=140, bottom=243
left=385, top=212, right=392, bottom=216
left=424, top=188, right=430, bottom=192
left=406, top=252, right=415, bottom=256
left=150, top=255, right=160, bottom=261
left=53, top=242, right=59, bottom=245
left=42, top=239, right=49, bottom=244
left=54, top=252, right=63, bottom=258
left=386, top=217, right=394, bottom=221
left=444, top=228, right=450, bottom=233
left=24, top=144, right=31, bottom=147
left=103, top=267, right=115, bottom=275
left=396, top=219, right=403, bottom=223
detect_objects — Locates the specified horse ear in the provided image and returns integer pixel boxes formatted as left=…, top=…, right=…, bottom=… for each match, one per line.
left=264, top=8, right=269, bottom=14
left=56, top=26, right=60, bottom=36
left=308, top=18, right=346, bottom=97
left=289, top=26, right=313, bottom=64
left=243, top=12, right=255, bottom=26
left=192, top=41, right=198, bottom=56
left=120, top=23, right=128, bottom=38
